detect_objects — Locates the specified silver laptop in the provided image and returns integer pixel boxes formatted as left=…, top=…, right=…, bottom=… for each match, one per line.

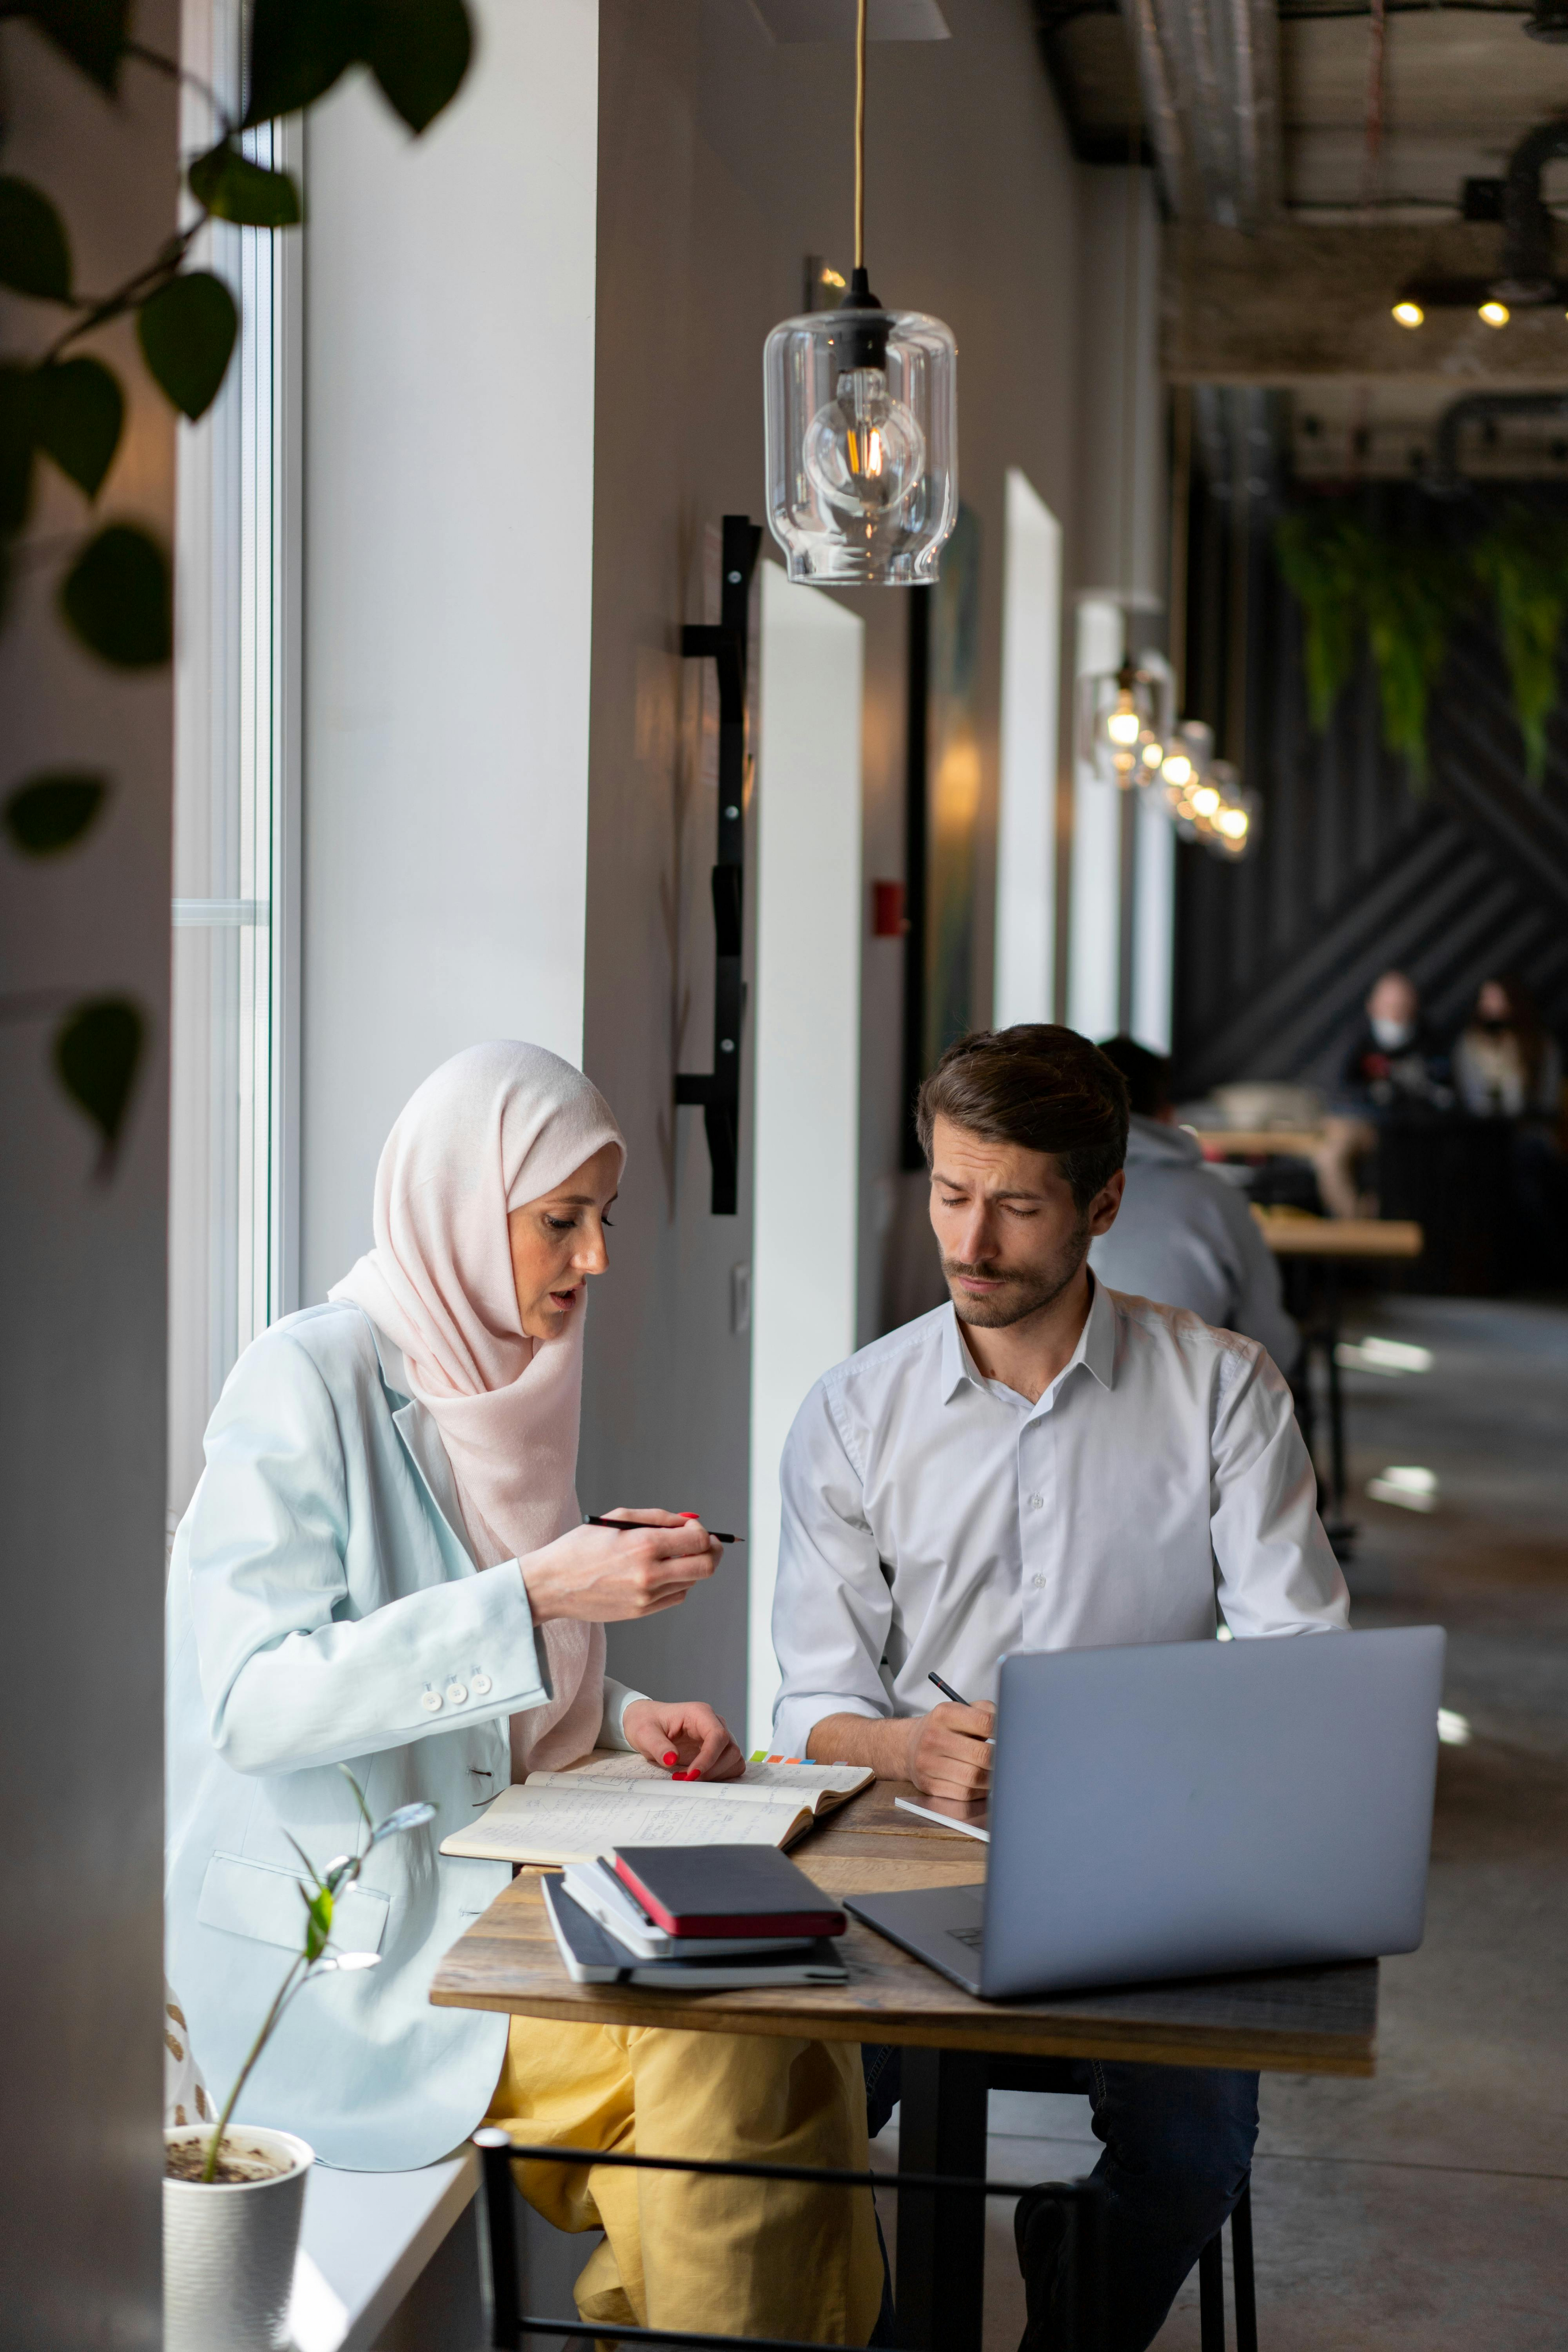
left=845, top=1626, right=1445, bottom=1998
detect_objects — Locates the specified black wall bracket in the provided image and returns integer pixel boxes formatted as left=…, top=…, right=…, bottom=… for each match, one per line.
left=675, top=513, right=762, bottom=1216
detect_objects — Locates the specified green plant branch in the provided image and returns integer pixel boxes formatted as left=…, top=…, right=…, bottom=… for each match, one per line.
left=122, top=37, right=233, bottom=138
left=200, top=1953, right=309, bottom=2182
left=40, top=224, right=203, bottom=363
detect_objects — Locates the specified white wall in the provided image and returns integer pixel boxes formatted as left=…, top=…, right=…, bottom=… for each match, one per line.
left=0, top=14, right=176, bottom=2341
left=299, top=0, right=599, bottom=1299
left=581, top=0, right=1087, bottom=1731
left=748, top=564, right=864, bottom=1747
left=994, top=469, right=1063, bottom=1028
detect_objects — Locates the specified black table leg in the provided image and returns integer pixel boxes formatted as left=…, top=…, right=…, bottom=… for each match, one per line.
left=1321, top=1259, right=1357, bottom=1558
left=894, top=2047, right=989, bottom=2352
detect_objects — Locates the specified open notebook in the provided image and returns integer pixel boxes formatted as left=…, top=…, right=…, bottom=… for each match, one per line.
left=439, top=1751, right=873, bottom=1867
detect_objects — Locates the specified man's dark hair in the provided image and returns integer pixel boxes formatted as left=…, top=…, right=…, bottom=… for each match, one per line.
left=1097, top=1033, right=1171, bottom=1121
left=915, top=1025, right=1130, bottom=1209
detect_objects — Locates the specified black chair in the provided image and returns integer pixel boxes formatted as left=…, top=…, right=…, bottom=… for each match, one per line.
left=1199, top=2181, right=1257, bottom=2352
left=473, top=2124, right=1253, bottom=2351
left=473, top=2127, right=1109, bottom=2351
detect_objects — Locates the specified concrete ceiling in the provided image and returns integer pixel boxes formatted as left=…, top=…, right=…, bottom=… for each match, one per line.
left=1035, top=1, right=1568, bottom=466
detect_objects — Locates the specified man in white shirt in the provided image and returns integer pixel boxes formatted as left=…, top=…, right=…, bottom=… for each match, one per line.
left=1089, top=1033, right=1300, bottom=1374
left=772, top=1024, right=1348, bottom=2352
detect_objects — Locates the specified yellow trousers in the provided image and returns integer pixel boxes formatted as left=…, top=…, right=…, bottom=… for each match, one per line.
left=485, top=2018, right=882, bottom=2344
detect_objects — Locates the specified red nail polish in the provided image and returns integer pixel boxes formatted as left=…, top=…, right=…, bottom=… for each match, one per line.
left=663, top=1751, right=679, bottom=1766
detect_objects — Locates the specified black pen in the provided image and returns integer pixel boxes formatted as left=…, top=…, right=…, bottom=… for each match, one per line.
left=928, top=1670, right=996, bottom=1742
left=585, top=1515, right=746, bottom=1545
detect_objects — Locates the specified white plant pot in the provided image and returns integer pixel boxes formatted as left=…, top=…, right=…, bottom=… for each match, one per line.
left=164, top=2123, right=313, bottom=2352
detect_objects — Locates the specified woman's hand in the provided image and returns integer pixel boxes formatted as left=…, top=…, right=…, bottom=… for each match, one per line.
left=622, top=1697, right=745, bottom=1781
left=519, top=1511, right=721, bottom=1626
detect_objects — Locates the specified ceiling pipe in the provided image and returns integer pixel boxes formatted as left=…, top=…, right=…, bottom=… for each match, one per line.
left=1227, top=0, right=1280, bottom=230
left=1120, top=0, right=1280, bottom=231
left=1123, top=0, right=1192, bottom=218
left=1496, top=116, right=1568, bottom=301
left=1429, top=390, right=1568, bottom=495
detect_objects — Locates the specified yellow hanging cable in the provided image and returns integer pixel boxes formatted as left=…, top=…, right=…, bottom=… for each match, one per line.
left=855, top=0, right=867, bottom=273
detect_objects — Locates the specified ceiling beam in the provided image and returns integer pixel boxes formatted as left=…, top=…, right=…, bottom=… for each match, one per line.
left=1164, top=222, right=1568, bottom=382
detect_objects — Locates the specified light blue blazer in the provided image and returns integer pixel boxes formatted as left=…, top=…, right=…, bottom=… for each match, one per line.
left=167, top=1302, right=555, bottom=2171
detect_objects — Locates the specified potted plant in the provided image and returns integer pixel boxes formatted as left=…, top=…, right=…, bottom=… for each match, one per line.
left=163, top=1771, right=433, bottom=2352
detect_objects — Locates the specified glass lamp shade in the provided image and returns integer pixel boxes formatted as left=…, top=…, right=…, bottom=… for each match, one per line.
left=1205, top=767, right=1260, bottom=861
left=1160, top=720, right=1215, bottom=833
left=1078, top=655, right=1175, bottom=790
left=764, top=297, right=957, bottom=585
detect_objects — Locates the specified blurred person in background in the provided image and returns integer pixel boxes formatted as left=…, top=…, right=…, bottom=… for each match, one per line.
left=1453, top=976, right=1566, bottom=1286
left=1454, top=976, right=1562, bottom=1120
left=1093, top=1036, right=1299, bottom=1374
left=1314, top=970, right=1454, bottom=1218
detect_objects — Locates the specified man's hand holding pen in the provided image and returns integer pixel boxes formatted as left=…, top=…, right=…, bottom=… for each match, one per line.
left=907, top=1670, right=996, bottom=1800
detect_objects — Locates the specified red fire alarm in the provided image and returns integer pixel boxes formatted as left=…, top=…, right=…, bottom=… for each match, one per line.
left=872, top=880, right=907, bottom=938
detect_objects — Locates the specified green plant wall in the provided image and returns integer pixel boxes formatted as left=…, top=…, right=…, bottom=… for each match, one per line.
left=1273, top=500, right=1568, bottom=791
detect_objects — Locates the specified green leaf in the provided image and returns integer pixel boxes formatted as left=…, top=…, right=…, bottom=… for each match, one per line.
left=358, top=0, right=474, bottom=134
left=32, top=357, right=123, bottom=498
left=304, top=1886, right=334, bottom=1962
left=53, top=996, right=144, bottom=1164
left=1472, top=506, right=1568, bottom=787
left=3, top=770, right=108, bottom=854
left=243, top=0, right=357, bottom=124
left=13, top=0, right=129, bottom=92
left=60, top=522, right=171, bottom=667
left=137, top=273, right=238, bottom=421
left=0, top=176, right=72, bottom=303
left=188, top=143, right=302, bottom=230
left=0, top=363, right=37, bottom=536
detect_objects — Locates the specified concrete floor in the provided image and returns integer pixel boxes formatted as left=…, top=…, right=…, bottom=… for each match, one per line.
left=871, top=1294, right=1568, bottom=2350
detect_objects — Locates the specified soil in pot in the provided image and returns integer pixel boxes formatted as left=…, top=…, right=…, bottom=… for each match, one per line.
left=165, top=2138, right=293, bottom=2185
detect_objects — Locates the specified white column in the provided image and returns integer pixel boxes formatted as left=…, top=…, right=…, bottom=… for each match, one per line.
left=299, top=0, right=599, bottom=1298
left=1132, top=792, right=1175, bottom=1053
left=749, top=564, right=865, bottom=1750
left=994, top=470, right=1063, bottom=1028
left=1067, top=598, right=1124, bottom=1041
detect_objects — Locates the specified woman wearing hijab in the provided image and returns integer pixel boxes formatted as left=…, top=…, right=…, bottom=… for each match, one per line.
left=167, top=1042, right=881, bottom=2346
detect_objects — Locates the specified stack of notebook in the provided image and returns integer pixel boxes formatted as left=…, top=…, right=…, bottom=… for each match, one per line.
left=542, top=1845, right=851, bottom=1988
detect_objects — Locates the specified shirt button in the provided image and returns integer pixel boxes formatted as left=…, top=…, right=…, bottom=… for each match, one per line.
left=470, top=1673, right=493, bottom=1697
left=1031, top=1574, right=1046, bottom=1589
left=446, top=1681, right=469, bottom=1705
left=1027, top=1494, right=1044, bottom=1508
left=420, top=1690, right=443, bottom=1713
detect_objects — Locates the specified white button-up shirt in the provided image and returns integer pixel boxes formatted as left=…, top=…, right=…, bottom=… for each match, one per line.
left=770, top=1281, right=1348, bottom=1758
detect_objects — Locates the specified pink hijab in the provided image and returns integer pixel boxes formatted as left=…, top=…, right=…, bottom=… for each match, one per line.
left=330, top=1042, right=625, bottom=1775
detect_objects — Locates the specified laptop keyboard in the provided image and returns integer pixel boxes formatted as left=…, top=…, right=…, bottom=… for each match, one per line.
left=947, top=1925, right=985, bottom=1949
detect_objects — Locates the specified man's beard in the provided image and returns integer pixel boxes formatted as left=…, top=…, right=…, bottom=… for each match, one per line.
left=942, top=1214, right=1092, bottom=1329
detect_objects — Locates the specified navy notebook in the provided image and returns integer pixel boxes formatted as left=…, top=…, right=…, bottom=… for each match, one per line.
left=610, top=1845, right=846, bottom=1939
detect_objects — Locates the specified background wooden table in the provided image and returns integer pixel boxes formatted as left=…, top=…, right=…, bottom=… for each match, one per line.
left=1253, top=1209, right=1423, bottom=1259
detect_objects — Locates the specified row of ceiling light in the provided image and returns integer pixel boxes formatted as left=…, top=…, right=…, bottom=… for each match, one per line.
left=1078, top=657, right=1257, bottom=860
left=1392, top=299, right=1518, bottom=329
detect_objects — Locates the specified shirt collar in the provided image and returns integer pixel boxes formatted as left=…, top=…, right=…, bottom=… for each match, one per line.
left=939, top=1274, right=1117, bottom=1406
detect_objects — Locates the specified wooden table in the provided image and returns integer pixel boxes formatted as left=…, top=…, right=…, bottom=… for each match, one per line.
left=1253, top=1210, right=1422, bottom=1259
left=432, top=1781, right=1378, bottom=2350
left=1190, top=1127, right=1324, bottom=1158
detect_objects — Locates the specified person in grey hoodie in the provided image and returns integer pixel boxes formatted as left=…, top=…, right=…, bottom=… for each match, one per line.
left=1090, top=1036, right=1300, bottom=1375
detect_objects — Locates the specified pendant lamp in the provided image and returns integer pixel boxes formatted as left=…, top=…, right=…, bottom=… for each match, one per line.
left=763, top=0, right=957, bottom=586
left=1078, top=647, right=1174, bottom=790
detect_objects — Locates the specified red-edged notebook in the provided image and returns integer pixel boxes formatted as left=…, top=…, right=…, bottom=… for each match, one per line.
left=611, top=1845, right=846, bottom=1940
